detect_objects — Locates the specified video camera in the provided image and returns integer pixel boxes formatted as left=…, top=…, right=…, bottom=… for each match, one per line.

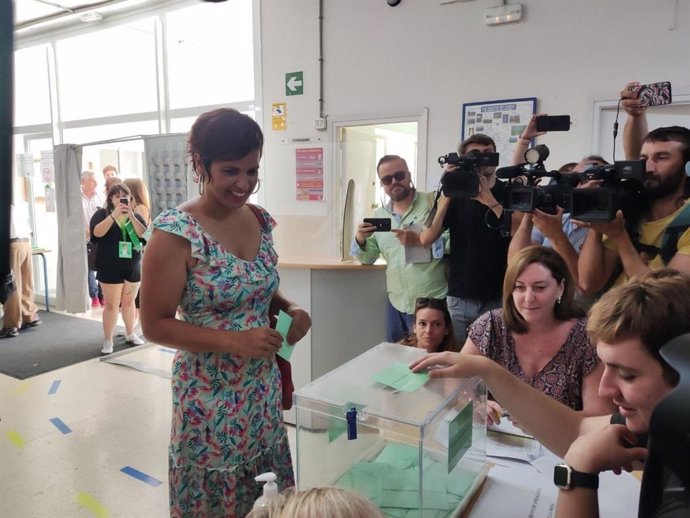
left=437, top=151, right=499, bottom=198
left=498, top=145, right=580, bottom=214
left=570, top=160, right=645, bottom=221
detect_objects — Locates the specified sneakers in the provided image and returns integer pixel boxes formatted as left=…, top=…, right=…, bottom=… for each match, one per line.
left=20, top=319, right=42, bottom=330
left=0, top=327, right=19, bottom=338
left=101, top=339, right=114, bottom=354
left=125, top=334, right=145, bottom=346
left=91, top=297, right=101, bottom=309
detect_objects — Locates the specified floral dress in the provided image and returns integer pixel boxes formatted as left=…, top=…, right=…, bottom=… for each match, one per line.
left=152, top=207, right=294, bottom=518
left=468, top=309, right=600, bottom=410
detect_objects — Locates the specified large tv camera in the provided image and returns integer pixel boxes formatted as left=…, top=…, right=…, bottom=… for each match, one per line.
left=437, top=151, right=499, bottom=198
left=498, top=145, right=580, bottom=214
left=570, top=161, right=646, bottom=221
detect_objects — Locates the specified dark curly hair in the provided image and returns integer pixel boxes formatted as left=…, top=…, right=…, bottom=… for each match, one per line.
left=188, top=108, right=264, bottom=182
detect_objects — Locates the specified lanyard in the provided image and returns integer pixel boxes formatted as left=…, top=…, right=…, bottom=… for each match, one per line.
left=117, top=217, right=142, bottom=250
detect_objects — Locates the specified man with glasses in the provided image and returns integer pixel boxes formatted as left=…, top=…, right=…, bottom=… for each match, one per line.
left=420, top=134, right=512, bottom=343
left=353, top=155, right=448, bottom=343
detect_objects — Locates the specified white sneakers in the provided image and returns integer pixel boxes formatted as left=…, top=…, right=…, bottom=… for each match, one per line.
left=125, top=334, right=145, bottom=346
left=102, top=334, right=145, bottom=354
left=101, top=339, right=114, bottom=354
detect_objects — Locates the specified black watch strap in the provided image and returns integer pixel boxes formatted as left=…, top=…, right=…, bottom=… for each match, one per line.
left=554, top=463, right=599, bottom=490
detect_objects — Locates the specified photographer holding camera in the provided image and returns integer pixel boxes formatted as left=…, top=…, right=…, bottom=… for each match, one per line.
left=353, top=155, right=448, bottom=342
left=508, top=113, right=609, bottom=293
left=420, top=134, right=513, bottom=343
left=578, top=126, right=690, bottom=295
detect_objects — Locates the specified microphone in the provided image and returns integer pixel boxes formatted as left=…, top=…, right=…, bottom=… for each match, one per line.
left=496, top=165, right=524, bottom=180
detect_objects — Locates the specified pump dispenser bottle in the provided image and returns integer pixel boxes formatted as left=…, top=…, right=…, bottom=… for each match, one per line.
left=252, top=472, right=279, bottom=515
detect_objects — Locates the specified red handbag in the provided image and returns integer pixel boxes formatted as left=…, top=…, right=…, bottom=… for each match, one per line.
left=247, top=204, right=295, bottom=411
left=276, top=355, right=294, bottom=410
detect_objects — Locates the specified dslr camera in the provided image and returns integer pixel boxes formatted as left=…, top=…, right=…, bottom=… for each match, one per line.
left=499, top=145, right=579, bottom=214
left=570, top=160, right=646, bottom=221
left=437, top=151, right=499, bottom=198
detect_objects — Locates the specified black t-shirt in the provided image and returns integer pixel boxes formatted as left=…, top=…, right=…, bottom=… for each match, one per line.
left=442, top=180, right=511, bottom=301
left=89, top=208, right=146, bottom=272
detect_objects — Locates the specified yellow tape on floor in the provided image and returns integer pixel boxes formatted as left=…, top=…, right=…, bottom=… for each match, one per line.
left=75, top=492, right=109, bottom=518
left=6, top=430, right=25, bottom=448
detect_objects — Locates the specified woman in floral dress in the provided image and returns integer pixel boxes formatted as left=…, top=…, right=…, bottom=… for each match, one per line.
left=141, top=108, right=311, bottom=517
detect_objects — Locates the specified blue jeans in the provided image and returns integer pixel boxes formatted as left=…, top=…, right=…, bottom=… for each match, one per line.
left=386, top=300, right=414, bottom=343
left=86, top=246, right=102, bottom=300
left=446, top=295, right=502, bottom=345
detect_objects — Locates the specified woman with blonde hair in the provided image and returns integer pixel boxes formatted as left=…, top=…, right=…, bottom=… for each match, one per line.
left=247, top=487, right=384, bottom=518
left=123, top=178, right=151, bottom=225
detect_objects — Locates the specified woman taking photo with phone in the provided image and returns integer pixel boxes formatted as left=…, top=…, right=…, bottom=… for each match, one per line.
left=89, top=183, right=147, bottom=354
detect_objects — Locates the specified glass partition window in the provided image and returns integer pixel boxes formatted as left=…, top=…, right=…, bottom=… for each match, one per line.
left=14, top=45, right=52, bottom=127
left=56, top=18, right=158, bottom=121
left=166, top=1, right=254, bottom=109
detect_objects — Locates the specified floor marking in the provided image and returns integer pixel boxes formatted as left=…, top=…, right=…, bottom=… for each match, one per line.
left=75, top=492, right=109, bottom=518
left=49, top=417, right=72, bottom=434
left=120, top=465, right=163, bottom=487
left=48, top=379, right=61, bottom=395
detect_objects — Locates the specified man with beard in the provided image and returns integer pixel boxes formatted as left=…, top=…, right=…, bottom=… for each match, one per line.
left=420, top=134, right=513, bottom=343
left=578, top=126, right=690, bottom=294
left=353, top=155, right=448, bottom=342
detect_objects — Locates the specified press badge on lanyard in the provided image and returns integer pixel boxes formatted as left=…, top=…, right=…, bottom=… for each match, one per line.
left=117, top=218, right=141, bottom=258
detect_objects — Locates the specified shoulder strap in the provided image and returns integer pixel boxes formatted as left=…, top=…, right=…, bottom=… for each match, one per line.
left=247, top=204, right=269, bottom=233
left=660, top=201, right=690, bottom=264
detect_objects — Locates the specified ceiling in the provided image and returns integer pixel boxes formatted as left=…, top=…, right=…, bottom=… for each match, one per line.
left=13, top=0, right=177, bottom=35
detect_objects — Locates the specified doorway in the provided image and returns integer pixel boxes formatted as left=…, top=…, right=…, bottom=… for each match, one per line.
left=335, top=110, right=428, bottom=260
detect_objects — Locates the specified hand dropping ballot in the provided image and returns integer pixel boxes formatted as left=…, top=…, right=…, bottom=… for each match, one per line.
left=275, top=310, right=294, bottom=360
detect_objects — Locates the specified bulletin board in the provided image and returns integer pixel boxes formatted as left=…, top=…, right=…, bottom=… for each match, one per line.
left=461, top=97, right=536, bottom=167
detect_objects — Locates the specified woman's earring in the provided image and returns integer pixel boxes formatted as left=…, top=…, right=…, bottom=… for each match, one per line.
left=198, top=175, right=205, bottom=196
left=251, top=178, right=261, bottom=195
left=556, top=294, right=562, bottom=305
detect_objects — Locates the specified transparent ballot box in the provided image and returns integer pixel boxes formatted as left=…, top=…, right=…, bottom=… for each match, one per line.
left=294, top=343, right=488, bottom=518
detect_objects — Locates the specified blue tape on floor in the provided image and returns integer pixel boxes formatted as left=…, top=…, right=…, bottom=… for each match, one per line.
left=120, top=466, right=163, bottom=487
left=158, top=348, right=175, bottom=354
left=48, top=380, right=61, bottom=395
left=49, top=417, right=72, bottom=434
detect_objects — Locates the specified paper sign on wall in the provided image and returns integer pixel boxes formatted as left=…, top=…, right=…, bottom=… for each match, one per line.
left=272, top=102, right=287, bottom=131
left=296, top=147, right=324, bottom=201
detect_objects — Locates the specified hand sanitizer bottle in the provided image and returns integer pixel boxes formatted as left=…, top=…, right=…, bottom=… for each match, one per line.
left=252, top=472, right=279, bottom=515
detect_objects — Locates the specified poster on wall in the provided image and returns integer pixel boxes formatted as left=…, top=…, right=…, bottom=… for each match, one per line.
left=16, top=153, right=34, bottom=177
left=272, top=102, right=287, bottom=131
left=295, top=147, right=324, bottom=201
left=461, top=97, right=536, bottom=167
left=40, top=150, right=54, bottom=183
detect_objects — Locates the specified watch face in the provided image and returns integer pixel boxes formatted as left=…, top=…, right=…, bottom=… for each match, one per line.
left=554, top=464, right=571, bottom=489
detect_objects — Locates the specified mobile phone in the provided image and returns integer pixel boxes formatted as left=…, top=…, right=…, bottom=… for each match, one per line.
left=363, top=218, right=392, bottom=232
left=536, top=115, right=571, bottom=132
left=120, top=197, right=129, bottom=205
left=634, top=81, right=672, bottom=106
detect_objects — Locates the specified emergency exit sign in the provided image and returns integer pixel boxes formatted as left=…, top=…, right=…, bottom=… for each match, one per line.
left=285, top=71, right=303, bottom=96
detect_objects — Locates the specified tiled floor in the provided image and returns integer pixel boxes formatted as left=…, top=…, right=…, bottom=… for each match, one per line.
left=0, top=307, right=296, bottom=518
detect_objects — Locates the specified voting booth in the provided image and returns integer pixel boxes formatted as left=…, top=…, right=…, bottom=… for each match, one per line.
left=294, top=343, right=489, bottom=517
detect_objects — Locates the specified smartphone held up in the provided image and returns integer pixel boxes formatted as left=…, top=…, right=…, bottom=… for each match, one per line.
left=630, top=81, right=672, bottom=106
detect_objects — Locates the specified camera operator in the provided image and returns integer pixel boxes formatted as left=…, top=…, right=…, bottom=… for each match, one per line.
left=510, top=153, right=608, bottom=294
left=420, top=134, right=514, bottom=343
left=578, top=126, right=690, bottom=295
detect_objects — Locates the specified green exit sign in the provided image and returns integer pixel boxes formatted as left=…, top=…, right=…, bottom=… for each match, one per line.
left=285, top=71, right=303, bottom=96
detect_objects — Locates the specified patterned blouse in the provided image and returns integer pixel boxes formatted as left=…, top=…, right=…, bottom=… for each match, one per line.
left=468, top=309, right=599, bottom=410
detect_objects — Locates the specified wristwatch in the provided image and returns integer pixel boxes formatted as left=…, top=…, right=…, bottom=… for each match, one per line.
left=553, top=463, right=599, bottom=490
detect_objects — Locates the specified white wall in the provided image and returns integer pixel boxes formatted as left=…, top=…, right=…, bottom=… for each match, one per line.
left=260, top=0, right=690, bottom=259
